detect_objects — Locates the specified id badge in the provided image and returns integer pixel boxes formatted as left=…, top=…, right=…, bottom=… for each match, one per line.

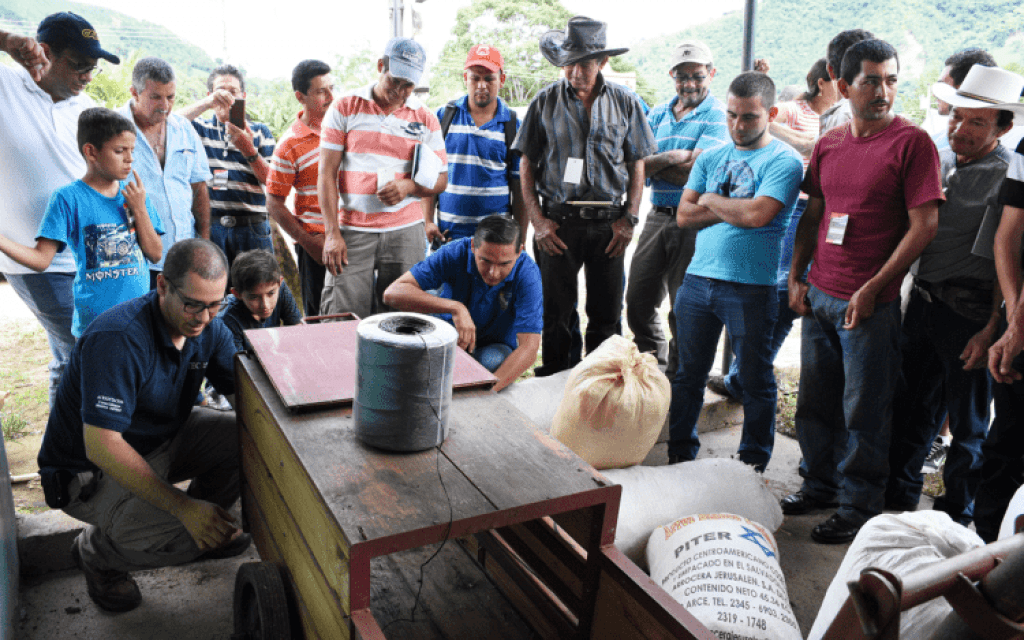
left=826, top=213, right=849, bottom=245
left=563, top=158, right=583, bottom=184
left=377, top=167, right=396, bottom=190
left=211, top=169, right=229, bottom=190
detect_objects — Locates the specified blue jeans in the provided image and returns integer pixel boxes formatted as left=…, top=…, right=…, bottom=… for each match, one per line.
left=887, top=289, right=990, bottom=525
left=668, top=274, right=778, bottom=470
left=210, top=219, right=274, bottom=267
left=474, top=343, right=513, bottom=373
left=796, top=285, right=902, bottom=526
left=721, top=287, right=799, bottom=397
left=4, top=272, right=76, bottom=408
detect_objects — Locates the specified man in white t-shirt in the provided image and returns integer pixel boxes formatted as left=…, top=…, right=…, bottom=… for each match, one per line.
left=0, top=12, right=119, bottom=405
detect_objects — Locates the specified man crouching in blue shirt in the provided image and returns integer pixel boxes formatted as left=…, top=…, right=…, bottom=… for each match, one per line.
left=383, top=215, right=542, bottom=392
left=37, top=238, right=248, bottom=613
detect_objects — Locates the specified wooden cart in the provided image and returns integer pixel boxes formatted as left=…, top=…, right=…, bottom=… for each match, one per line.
left=233, top=351, right=714, bottom=639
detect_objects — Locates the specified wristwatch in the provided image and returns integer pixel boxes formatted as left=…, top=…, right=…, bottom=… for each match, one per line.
left=627, top=213, right=639, bottom=226
left=243, top=153, right=259, bottom=164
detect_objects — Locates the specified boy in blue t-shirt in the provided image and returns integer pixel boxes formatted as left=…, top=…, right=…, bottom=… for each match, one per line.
left=217, top=249, right=302, bottom=352
left=0, top=108, right=163, bottom=337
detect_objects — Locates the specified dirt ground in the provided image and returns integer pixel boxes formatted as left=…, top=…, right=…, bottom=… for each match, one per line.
left=0, top=315, right=49, bottom=514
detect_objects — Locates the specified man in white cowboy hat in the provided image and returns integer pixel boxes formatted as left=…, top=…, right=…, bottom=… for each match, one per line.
left=781, top=39, right=944, bottom=544
left=982, top=72, right=1024, bottom=543
left=626, top=40, right=728, bottom=379
left=514, top=15, right=656, bottom=376
left=886, top=64, right=1022, bottom=533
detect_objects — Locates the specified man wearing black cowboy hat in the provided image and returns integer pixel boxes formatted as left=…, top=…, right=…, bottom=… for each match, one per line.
left=0, top=13, right=120, bottom=408
left=514, top=15, right=655, bottom=376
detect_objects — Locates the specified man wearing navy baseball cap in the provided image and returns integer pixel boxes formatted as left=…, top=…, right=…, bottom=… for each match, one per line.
left=0, top=13, right=120, bottom=408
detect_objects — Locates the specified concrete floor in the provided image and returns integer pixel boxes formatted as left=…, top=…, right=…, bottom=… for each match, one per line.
left=16, top=420, right=931, bottom=640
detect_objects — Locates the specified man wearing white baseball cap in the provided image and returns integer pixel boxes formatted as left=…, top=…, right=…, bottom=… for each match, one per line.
left=888, top=64, right=1022, bottom=533
left=317, top=37, right=448, bottom=319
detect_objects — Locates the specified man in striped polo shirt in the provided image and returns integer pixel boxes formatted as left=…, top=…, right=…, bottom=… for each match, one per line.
left=423, top=44, right=523, bottom=245
left=626, top=41, right=728, bottom=377
left=318, top=38, right=448, bottom=319
left=267, top=60, right=334, bottom=316
left=181, top=64, right=276, bottom=267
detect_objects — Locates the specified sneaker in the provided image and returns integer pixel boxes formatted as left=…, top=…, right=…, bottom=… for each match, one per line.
left=706, top=375, right=736, bottom=399
left=71, top=540, right=142, bottom=613
left=921, top=436, right=950, bottom=475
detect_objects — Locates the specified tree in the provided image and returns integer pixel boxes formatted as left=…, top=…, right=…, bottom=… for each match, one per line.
left=429, top=0, right=574, bottom=108
left=334, top=45, right=381, bottom=94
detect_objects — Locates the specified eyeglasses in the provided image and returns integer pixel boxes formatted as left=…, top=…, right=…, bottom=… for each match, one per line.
left=671, top=72, right=708, bottom=84
left=167, top=279, right=225, bottom=315
left=65, top=56, right=103, bottom=77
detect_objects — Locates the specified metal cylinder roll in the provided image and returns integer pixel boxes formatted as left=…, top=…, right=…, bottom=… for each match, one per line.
left=353, top=312, right=457, bottom=452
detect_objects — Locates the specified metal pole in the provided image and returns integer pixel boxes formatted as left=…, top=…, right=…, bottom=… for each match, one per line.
left=391, top=0, right=404, bottom=38
left=741, top=0, right=756, bottom=71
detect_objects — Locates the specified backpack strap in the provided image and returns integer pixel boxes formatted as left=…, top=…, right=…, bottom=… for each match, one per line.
left=439, top=101, right=459, bottom=139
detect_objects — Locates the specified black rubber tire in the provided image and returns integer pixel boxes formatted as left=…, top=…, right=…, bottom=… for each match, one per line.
left=233, top=562, right=293, bottom=640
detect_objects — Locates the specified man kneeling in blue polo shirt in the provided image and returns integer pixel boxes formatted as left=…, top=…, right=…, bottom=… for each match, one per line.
left=383, top=215, right=542, bottom=392
left=37, top=238, right=249, bottom=613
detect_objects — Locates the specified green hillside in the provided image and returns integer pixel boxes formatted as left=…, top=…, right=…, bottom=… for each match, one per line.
left=628, top=0, right=1024, bottom=117
left=0, top=0, right=216, bottom=74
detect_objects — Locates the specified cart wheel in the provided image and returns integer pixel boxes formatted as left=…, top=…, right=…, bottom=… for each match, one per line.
left=233, top=562, right=292, bottom=640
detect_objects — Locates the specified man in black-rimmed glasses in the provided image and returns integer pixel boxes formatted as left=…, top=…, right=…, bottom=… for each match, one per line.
left=37, top=238, right=250, bottom=613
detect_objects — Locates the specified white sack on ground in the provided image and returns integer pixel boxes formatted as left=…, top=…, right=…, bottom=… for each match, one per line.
left=501, top=369, right=572, bottom=433
left=601, top=458, right=784, bottom=568
left=808, top=511, right=984, bottom=640
left=648, top=513, right=803, bottom=640
left=550, top=336, right=670, bottom=469
left=998, top=483, right=1024, bottom=540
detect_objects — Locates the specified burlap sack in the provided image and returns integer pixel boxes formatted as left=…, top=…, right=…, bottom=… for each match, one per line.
left=550, top=336, right=670, bottom=469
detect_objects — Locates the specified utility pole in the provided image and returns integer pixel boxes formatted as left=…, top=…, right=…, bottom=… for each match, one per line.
left=390, top=0, right=404, bottom=39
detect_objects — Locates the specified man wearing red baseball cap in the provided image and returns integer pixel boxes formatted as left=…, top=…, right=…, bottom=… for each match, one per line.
left=424, top=44, right=525, bottom=243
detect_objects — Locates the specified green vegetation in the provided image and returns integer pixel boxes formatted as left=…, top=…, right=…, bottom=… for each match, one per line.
left=628, top=0, right=1024, bottom=113
left=0, top=0, right=215, bottom=75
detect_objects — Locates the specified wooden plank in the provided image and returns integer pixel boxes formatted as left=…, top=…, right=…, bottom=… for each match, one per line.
left=368, top=542, right=535, bottom=639
left=241, top=449, right=352, bottom=639
left=246, top=321, right=496, bottom=410
left=465, top=531, right=577, bottom=639
left=237, top=393, right=352, bottom=610
left=239, top=426, right=351, bottom=610
left=242, top=482, right=328, bottom=640
left=497, top=522, right=585, bottom=613
left=591, top=546, right=716, bottom=640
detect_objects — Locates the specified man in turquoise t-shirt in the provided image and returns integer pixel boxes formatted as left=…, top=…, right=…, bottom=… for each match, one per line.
left=667, top=72, right=803, bottom=472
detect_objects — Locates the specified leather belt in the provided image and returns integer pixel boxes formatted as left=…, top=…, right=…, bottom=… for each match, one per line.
left=217, top=215, right=267, bottom=228
left=544, top=202, right=625, bottom=221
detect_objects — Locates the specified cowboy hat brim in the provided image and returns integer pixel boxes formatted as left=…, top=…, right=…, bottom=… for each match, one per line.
left=933, top=82, right=1024, bottom=124
left=539, top=29, right=628, bottom=68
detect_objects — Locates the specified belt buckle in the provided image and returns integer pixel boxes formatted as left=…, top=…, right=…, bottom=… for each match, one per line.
left=220, top=216, right=236, bottom=229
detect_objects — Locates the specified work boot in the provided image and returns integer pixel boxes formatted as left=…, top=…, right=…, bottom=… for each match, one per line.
left=71, top=540, right=142, bottom=612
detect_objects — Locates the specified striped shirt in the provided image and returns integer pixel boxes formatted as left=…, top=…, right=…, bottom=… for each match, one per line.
left=436, top=96, right=520, bottom=239
left=321, top=84, right=447, bottom=232
left=192, top=116, right=276, bottom=218
left=646, top=95, right=729, bottom=207
left=775, top=99, right=819, bottom=173
left=513, top=75, right=656, bottom=204
left=267, top=112, right=324, bottom=234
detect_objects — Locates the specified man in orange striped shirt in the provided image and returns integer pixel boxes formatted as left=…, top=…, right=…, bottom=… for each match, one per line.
left=317, top=38, right=448, bottom=318
left=267, top=60, right=334, bottom=316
